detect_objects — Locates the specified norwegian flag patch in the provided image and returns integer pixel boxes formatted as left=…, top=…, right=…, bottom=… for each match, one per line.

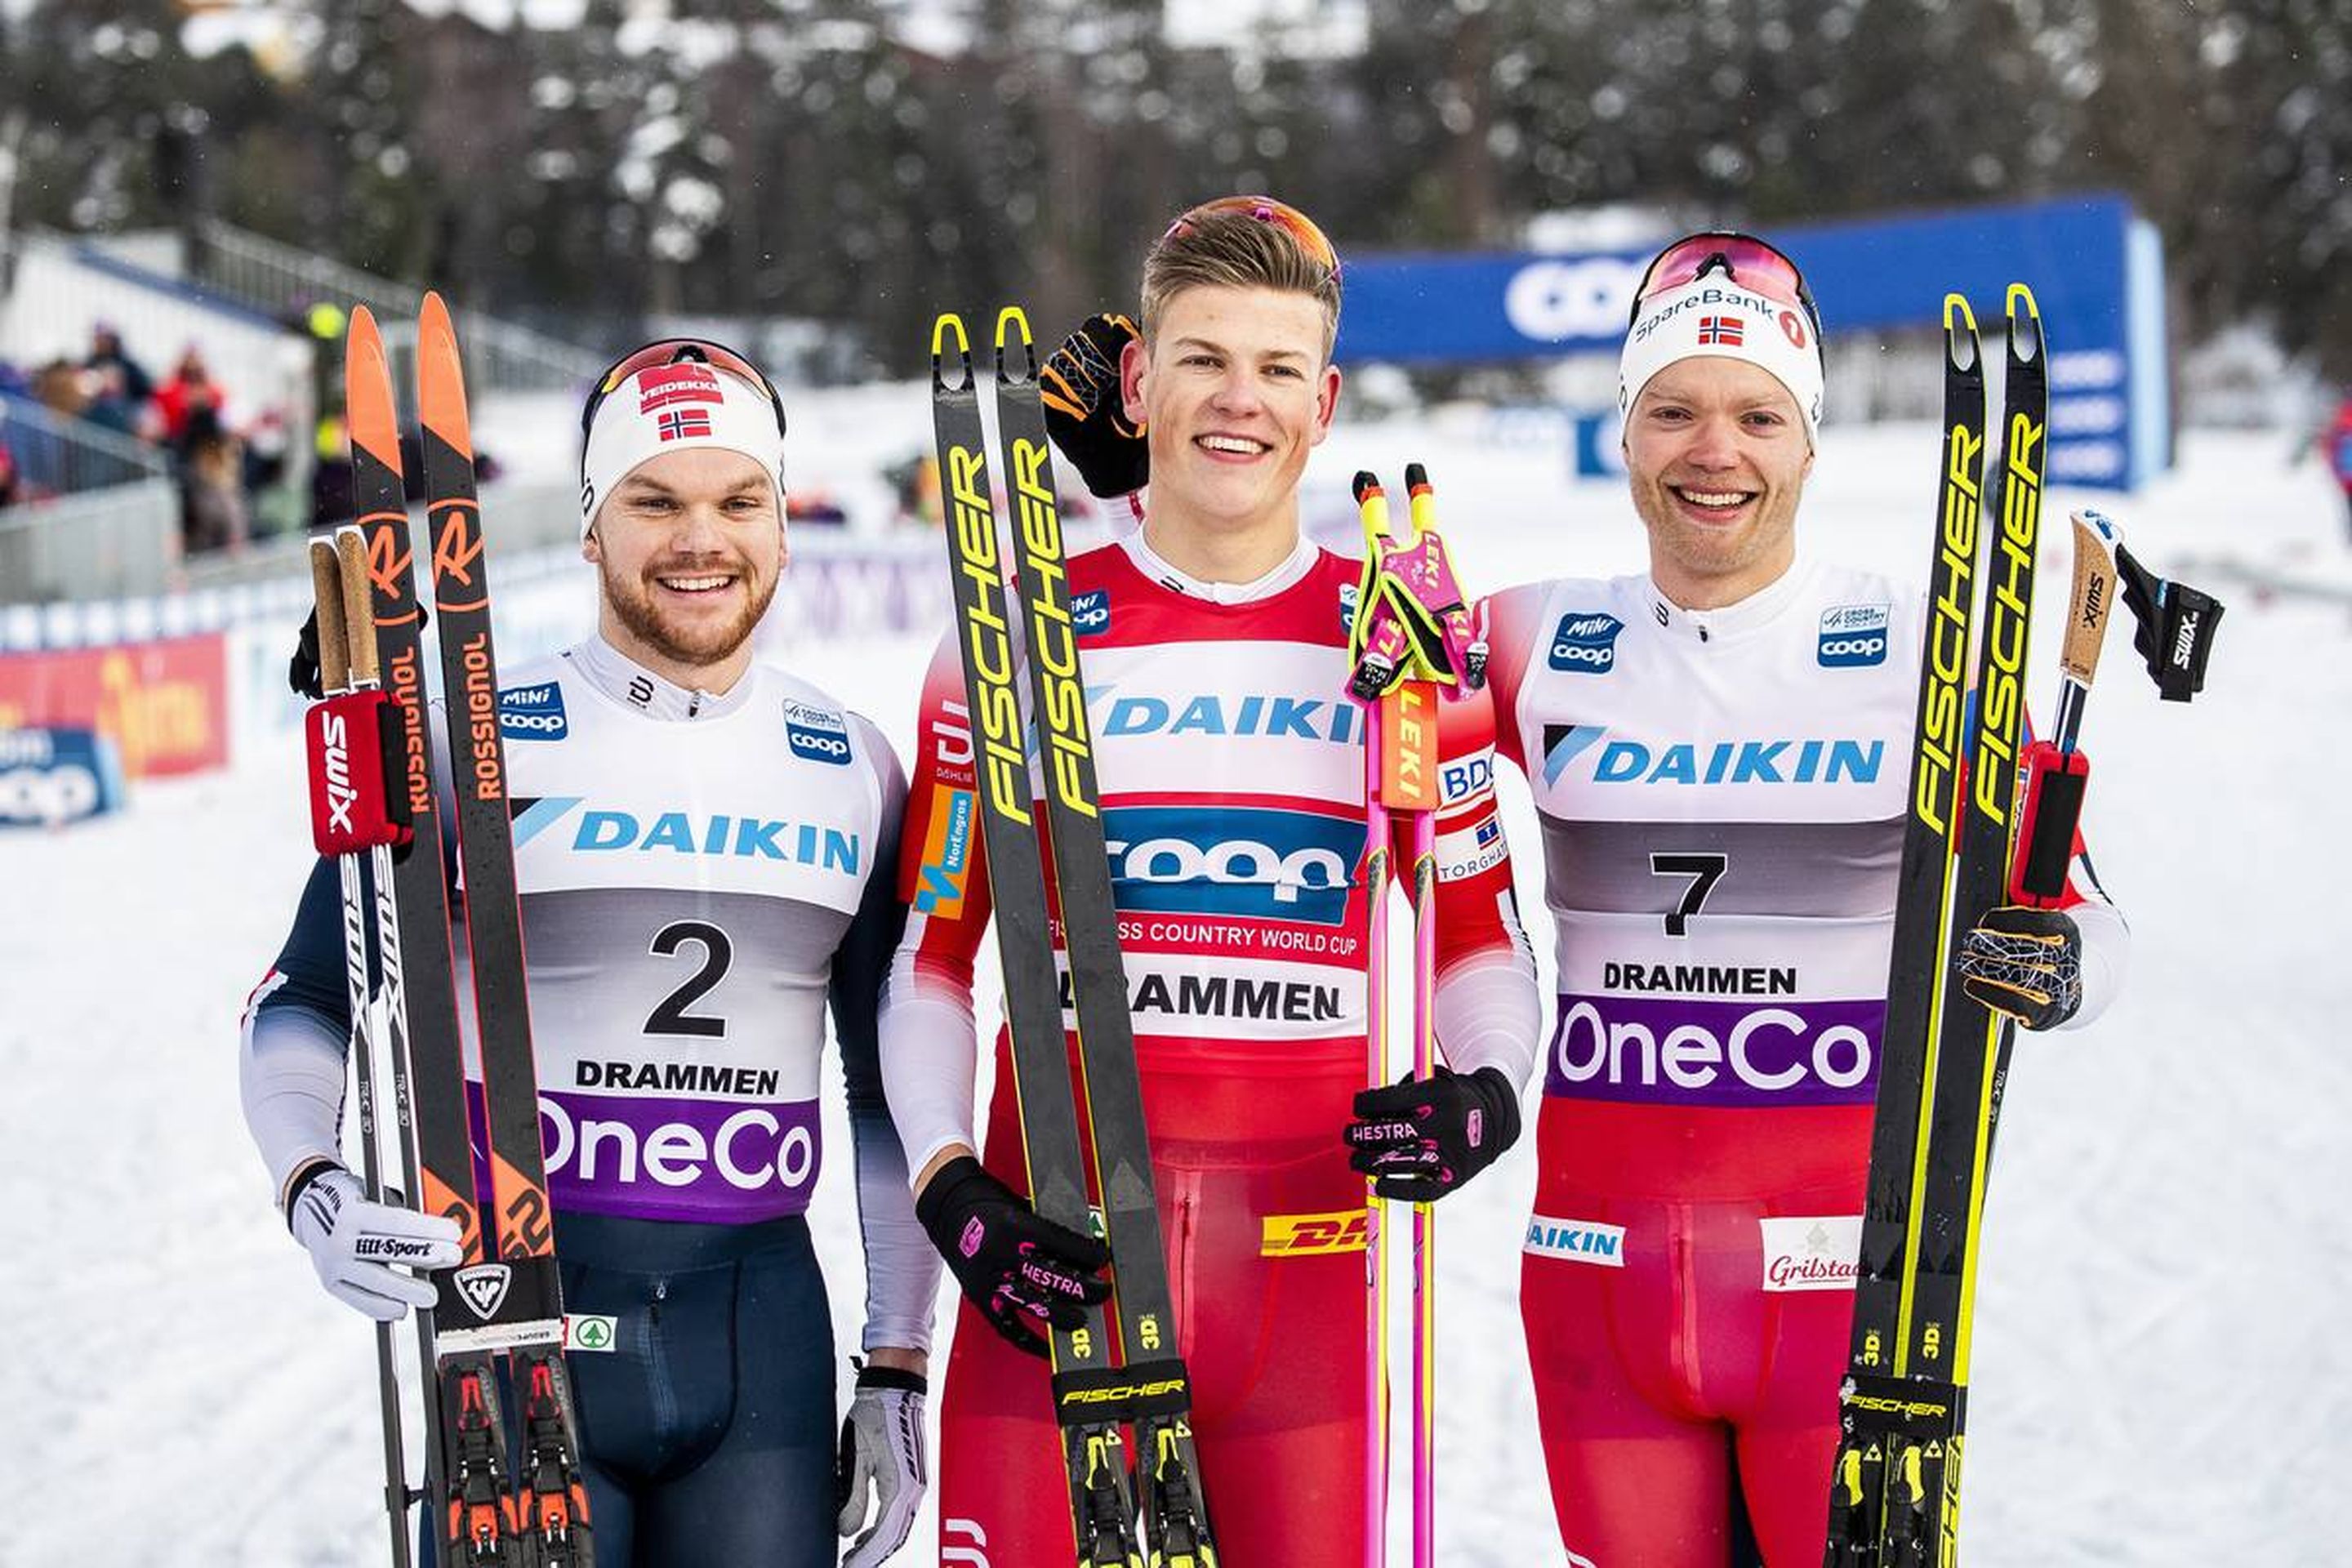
left=1697, top=314, right=1745, bottom=347
left=657, top=408, right=713, bottom=442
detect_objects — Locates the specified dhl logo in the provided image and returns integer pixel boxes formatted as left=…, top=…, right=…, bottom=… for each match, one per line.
left=1971, top=411, right=2043, bottom=826
left=1914, top=418, right=1982, bottom=838
left=946, top=444, right=1029, bottom=830
left=1008, top=435, right=1096, bottom=820
left=1259, top=1209, right=1370, bottom=1256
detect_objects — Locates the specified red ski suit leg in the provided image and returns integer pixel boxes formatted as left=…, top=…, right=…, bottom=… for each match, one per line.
left=1521, top=1102, right=1864, bottom=1567
left=935, top=1056, right=1371, bottom=1566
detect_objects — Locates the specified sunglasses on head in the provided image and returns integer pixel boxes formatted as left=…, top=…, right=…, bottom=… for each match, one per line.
left=1632, top=231, right=1820, bottom=336
left=581, top=339, right=787, bottom=439
left=1160, top=194, right=1341, bottom=279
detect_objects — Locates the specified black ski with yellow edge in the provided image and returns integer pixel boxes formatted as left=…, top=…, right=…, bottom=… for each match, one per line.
left=1824, top=286, right=2047, bottom=1566
left=991, top=307, right=1218, bottom=1567
left=415, top=292, right=593, bottom=1568
left=930, top=313, right=1151, bottom=1568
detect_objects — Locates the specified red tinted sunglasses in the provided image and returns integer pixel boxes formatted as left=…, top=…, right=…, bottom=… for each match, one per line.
left=1633, top=231, right=1820, bottom=336
left=581, top=339, right=786, bottom=439
left=1160, top=195, right=1341, bottom=279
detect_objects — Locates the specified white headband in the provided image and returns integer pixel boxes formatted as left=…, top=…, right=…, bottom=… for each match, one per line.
left=1619, top=275, right=1824, bottom=445
left=580, top=359, right=786, bottom=536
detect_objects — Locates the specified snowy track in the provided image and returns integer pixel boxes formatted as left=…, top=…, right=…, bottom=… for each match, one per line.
left=2, top=420, right=2344, bottom=1564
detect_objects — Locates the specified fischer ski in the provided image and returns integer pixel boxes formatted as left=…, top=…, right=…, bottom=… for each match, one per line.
left=991, top=308, right=1218, bottom=1567
left=1826, top=284, right=2047, bottom=1566
left=929, top=309, right=1218, bottom=1566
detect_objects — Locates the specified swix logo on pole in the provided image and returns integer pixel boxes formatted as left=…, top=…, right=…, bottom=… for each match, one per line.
left=320, top=712, right=357, bottom=835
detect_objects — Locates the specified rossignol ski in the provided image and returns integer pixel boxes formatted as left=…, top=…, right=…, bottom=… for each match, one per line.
left=413, top=293, right=594, bottom=1568
left=345, top=301, right=592, bottom=1566
left=929, top=309, right=1218, bottom=1567
left=344, top=307, right=531, bottom=1567
left=1826, top=284, right=2047, bottom=1566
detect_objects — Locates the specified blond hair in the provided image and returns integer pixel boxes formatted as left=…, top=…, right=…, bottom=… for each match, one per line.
left=1140, top=206, right=1342, bottom=360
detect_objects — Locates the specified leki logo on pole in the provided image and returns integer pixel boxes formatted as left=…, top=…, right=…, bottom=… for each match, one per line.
left=454, top=1263, right=513, bottom=1321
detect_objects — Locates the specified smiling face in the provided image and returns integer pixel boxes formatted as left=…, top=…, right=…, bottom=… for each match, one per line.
left=583, top=445, right=784, bottom=690
left=1623, top=355, right=1815, bottom=608
left=1119, top=283, right=1339, bottom=577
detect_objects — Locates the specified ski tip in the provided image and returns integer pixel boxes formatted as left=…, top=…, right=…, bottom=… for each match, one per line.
left=1941, top=292, right=1980, bottom=341
left=1352, top=469, right=1383, bottom=504
left=930, top=313, right=973, bottom=392
left=2006, top=282, right=2044, bottom=364
left=343, top=305, right=402, bottom=470
left=987, top=305, right=1035, bottom=383
left=1404, top=461, right=1429, bottom=493
left=416, top=293, right=473, bottom=455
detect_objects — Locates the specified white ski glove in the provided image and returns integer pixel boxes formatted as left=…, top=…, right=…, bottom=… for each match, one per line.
left=835, top=1362, right=928, bottom=1568
left=287, top=1162, right=461, bottom=1322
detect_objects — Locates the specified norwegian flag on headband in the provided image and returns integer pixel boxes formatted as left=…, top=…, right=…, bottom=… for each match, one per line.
left=1697, top=314, right=1745, bottom=347
left=656, top=408, right=713, bottom=442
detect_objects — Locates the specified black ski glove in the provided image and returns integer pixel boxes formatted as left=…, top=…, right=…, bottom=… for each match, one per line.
left=1345, top=1065, right=1523, bottom=1202
left=292, top=598, right=416, bottom=701
left=1039, top=312, right=1149, bottom=498
left=1957, top=905, right=2082, bottom=1031
left=290, top=607, right=324, bottom=700
left=913, top=1156, right=1112, bottom=1357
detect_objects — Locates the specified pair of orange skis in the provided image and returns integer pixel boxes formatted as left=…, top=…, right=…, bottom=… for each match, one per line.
left=303, top=297, right=590, bottom=1567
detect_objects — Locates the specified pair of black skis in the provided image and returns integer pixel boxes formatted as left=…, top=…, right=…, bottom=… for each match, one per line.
left=1826, top=287, right=2050, bottom=1566
left=309, top=298, right=590, bottom=1567
left=929, top=309, right=1218, bottom=1568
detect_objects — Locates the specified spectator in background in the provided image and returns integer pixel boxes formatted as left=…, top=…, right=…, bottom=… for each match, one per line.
left=155, top=347, right=226, bottom=455
left=81, top=363, right=143, bottom=439
left=84, top=323, right=155, bottom=409
left=180, top=428, right=248, bottom=555
left=0, top=430, right=20, bottom=510
left=2324, top=392, right=2352, bottom=546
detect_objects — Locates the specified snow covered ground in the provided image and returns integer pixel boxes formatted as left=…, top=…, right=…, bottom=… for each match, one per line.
left=2, top=409, right=2345, bottom=1566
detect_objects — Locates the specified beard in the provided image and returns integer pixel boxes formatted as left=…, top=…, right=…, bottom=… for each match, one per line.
left=597, top=550, right=778, bottom=671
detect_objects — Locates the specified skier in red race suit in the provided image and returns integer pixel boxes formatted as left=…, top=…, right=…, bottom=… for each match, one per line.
left=2321, top=393, right=2352, bottom=543
left=1482, top=233, right=2133, bottom=1565
left=879, top=198, right=1543, bottom=1565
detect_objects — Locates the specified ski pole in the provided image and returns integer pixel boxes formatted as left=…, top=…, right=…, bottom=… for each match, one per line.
left=1400, top=465, right=1443, bottom=1568
left=1352, top=471, right=1395, bottom=1568
left=306, top=528, right=417, bottom=1568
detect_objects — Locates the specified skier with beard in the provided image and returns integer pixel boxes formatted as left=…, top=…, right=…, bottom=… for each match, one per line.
left=238, top=341, right=937, bottom=1566
left=1479, top=234, right=2133, bottom=1565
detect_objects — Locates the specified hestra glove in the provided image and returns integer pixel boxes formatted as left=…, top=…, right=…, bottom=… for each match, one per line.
left=913, top=1156, right=1111, bottom=1357
left=1345, top=1065, right=1524, bottom=1202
